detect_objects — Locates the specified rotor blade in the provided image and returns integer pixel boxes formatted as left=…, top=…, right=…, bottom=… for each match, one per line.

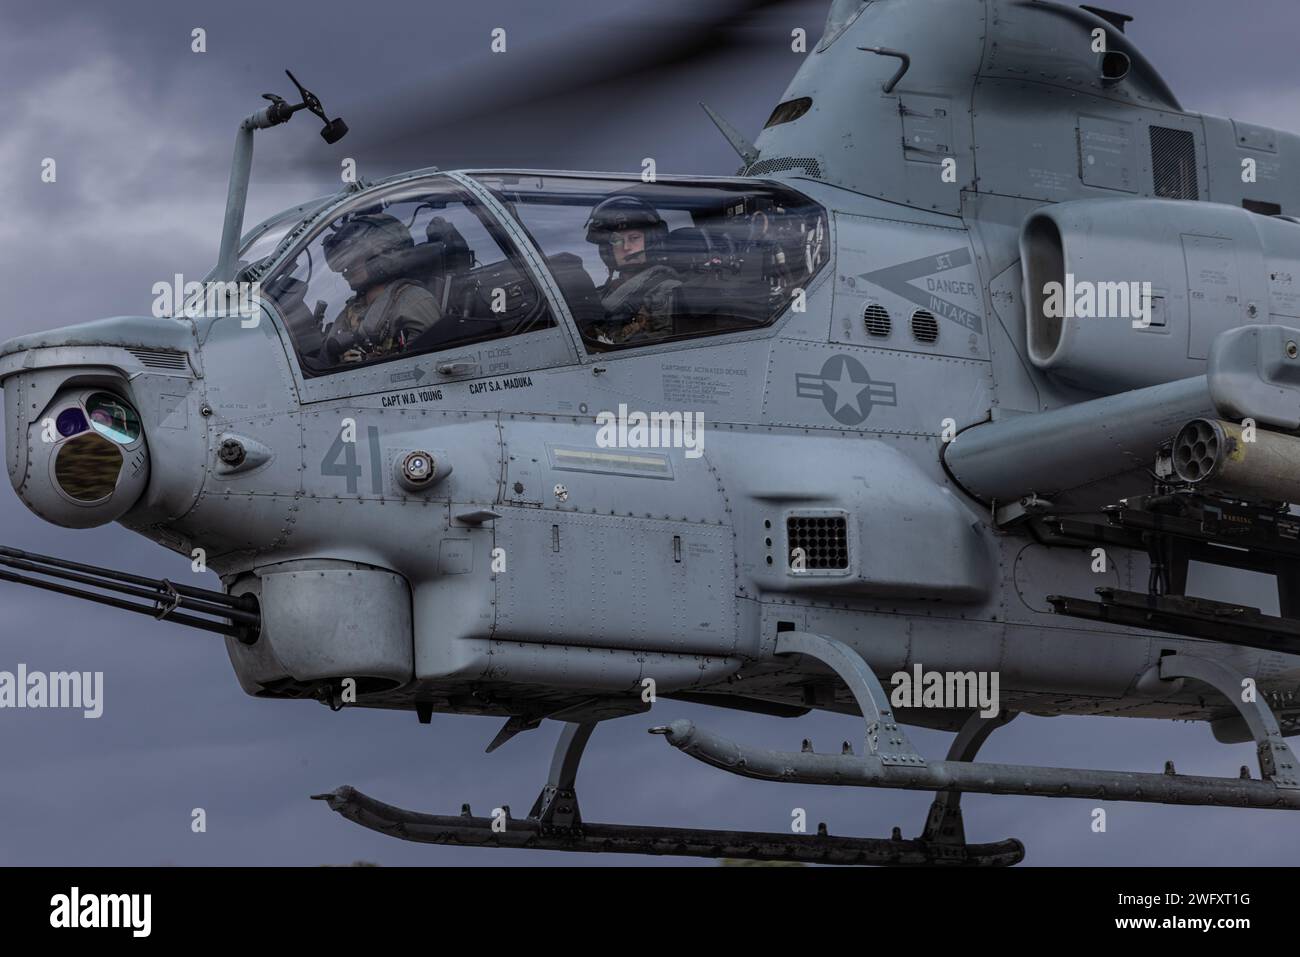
left=296, top=0, right=822, bottom=175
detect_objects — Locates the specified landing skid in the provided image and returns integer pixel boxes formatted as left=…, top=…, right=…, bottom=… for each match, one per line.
left=315, top=695, right=1022, bottom=866
left=315, top=631, right=1300, bottom=865
left=311, top=785, right=1023, bottom=866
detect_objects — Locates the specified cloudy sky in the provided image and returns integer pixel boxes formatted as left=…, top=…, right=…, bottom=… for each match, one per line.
left=1, top=0, right=1299, bottom=866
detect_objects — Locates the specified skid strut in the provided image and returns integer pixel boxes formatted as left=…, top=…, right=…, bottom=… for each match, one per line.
left=920, top=710, right=1018, bottom=851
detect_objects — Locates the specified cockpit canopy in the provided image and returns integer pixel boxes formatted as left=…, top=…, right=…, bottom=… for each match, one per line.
left=474, top=174, right=828, bottom=352
left=256, top=173, right=828, bottom=376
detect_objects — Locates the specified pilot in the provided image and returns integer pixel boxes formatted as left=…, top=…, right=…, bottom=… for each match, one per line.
left=584, top=195, right=682, bottom=345
left=320, top=212, right=442, bottom=365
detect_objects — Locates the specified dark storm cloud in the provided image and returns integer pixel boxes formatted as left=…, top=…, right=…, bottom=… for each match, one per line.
left=0, top=0, right=1297, bottom=867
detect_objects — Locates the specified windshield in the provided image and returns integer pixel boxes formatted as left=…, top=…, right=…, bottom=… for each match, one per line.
left=472, top=174, right=829, bottom=351
left=240, top=217, right=299, bottom=264
left=261, top=177, right=554, bottom=376
left=200, top=196, right=340, bottom=285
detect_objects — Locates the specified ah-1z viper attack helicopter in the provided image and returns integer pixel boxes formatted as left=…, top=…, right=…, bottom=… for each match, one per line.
left=6, top=0, right=1300, bottom=866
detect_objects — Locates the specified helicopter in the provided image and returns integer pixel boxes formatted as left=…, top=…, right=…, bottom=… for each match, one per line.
left=7, top=0, right=1300, bottom=867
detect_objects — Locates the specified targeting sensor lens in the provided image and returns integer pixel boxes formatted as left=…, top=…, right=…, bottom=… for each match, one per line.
left=55, top=408, right=88, bottom=438
left=85, top=393, right=141, bottom=445
left=54, top=432, right=124, bottom=503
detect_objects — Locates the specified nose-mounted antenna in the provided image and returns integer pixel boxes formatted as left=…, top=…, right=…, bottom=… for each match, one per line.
left=214, top=69, right=348, bottom=282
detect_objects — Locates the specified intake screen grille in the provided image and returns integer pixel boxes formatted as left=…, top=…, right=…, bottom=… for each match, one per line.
left=743, top=156, right=823, bottom=179
left=787, top=515, right=848, bottom=570
left=864, top=303, right=891, bottom=337
left=911, top=309, right=940, bottom=343
left=1150, top=126, right=1199, bottom=200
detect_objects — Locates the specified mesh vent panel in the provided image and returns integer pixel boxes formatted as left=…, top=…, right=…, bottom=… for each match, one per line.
left=787, top=516, right=848, bottom=570
left=1150, top=126, right=1198, bottom=200
left=743, top=156, right=823, bottom=178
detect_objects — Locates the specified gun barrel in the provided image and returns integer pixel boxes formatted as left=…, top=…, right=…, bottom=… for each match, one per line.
left=0, top=545, right=259, bottom=643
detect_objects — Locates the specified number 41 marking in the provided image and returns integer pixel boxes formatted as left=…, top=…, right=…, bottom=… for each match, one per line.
left=321, top=425, right=384, bottom=494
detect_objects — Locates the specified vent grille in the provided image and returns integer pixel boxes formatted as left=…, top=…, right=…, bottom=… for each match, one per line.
left=743, top=156, right=823, bottom=179
left=127, top=349, right=189, bottom=371
left=910, top=310, right=939, bottom=343
left=787, top=515, right=849, bottom=570
left=1150, top=126, right=1198, bottom=200
left=863, top=303, right=891, bottom=337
